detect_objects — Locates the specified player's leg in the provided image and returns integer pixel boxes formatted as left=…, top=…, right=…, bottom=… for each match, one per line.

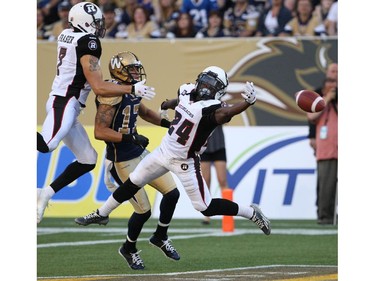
left=173, top=156, right=271, bottom=235
left=38, top=96, right=77, bottom=152
left=114, top=158, right=151, bottom=269
left=212, top=148, right=229, bottom=190
left=200, top=157, right=212, bottom=224
left=75, top=148, right=167, bottom=223
left=148, top=170, right=180, bottom=260
left=37, top=98, right=94, bottom=223
left=121, top=188, right=152, bottom=270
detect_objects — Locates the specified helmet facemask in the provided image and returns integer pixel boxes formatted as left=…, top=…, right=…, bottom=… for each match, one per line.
left=109, top=52, right=147, bottom=84
left=91, top=17, right=106, bottom=38
left=195, top=71, right=227, bottom=101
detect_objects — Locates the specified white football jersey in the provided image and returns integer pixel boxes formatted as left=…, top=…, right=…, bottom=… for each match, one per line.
left=160, top=83, right=223, bottom=159
left=50, top=28, right=102, bottom=106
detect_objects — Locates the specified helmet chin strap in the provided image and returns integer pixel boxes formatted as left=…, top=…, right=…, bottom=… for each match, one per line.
left=75, top=25, right=88, bottom=33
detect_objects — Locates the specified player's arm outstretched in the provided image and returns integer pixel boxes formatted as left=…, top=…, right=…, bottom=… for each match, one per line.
left=160, top=98, right=179, bottom=110
left=215, top=81, right=257, bottom=124
left=138, top=103, right=171, bottom=128
left=81, top=55, right=155, bottom=100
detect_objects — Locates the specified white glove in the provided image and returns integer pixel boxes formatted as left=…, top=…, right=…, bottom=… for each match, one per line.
left=104, top=159, right=118, bottom=193
left=241, top=81, right=257, bottom=105
left=133, top=79, right=156, bottom=100
left=158, top=107, right=169, bottom=121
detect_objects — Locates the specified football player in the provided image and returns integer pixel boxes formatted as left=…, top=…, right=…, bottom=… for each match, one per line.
left=37, top=2, right=156, bottom=224
left=76, top=66, right=271, bottom=240
left=75, top=51, right=180, bottom=269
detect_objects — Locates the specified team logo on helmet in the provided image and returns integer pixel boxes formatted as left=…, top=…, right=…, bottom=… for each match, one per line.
left=110, top=57, right=121, bottom=69
left=83, top=3, right=97, bottom=15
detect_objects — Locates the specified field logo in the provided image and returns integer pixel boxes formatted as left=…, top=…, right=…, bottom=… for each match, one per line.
left=224, top=38, right=337, bottom=126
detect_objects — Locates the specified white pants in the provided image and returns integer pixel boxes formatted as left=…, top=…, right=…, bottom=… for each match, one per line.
left=130, top=146, right=212, bottom=212
left=40, top=95, right=97, bottom=164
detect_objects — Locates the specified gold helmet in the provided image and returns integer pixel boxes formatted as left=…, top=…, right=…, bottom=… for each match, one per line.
left=108, top=51, right=146, bottom=84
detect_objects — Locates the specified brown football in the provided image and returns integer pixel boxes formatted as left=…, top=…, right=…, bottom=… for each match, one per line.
left=295, top=90, right=326, bottom=113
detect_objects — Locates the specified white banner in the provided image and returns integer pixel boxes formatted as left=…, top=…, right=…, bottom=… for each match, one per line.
left=152, top=126, right=318, bottom=220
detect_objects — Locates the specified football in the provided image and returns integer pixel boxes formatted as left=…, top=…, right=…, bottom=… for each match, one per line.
left=295, top=90, right=325, bottom=113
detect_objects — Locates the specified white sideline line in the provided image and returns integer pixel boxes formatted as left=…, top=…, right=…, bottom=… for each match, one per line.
left=37, top=228, right=337, bottom=248
left=37, top=264, right=338, bottom=279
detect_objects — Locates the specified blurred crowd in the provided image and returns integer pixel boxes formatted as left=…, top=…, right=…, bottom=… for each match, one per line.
left=37, top=0, right=338, bottom=40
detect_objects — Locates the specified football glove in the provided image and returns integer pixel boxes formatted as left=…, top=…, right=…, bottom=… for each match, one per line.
left=133, top=134, right=149, bottom=149
left=158, top=106, right=170, bottom=121
left=122, top=134, right=149, bottom=149
left=133, top=79, right=156, bottom=100
left=241, top=81, right=257, bottom=105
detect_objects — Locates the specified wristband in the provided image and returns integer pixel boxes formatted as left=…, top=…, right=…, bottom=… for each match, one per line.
left=122, top=134, right=135, bottom=142
left=131, top=85, right=135, bottom=95
left=160, top=119, right=171, bottom=128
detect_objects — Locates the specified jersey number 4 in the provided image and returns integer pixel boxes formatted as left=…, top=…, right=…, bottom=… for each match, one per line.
left=168, top=111, right=194, bottom=145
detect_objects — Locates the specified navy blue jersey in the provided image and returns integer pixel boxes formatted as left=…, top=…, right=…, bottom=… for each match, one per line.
left=96, top=82, right=144, bottom=162
left=180, top=0, right=218, bottom=31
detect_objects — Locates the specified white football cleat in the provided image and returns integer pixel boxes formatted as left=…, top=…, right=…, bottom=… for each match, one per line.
left=37, top=188, right=49, bottom=224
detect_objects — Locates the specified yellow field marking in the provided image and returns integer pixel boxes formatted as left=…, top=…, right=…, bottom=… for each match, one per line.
left=277, top=273, right=338, bottom=281
left=38, top=277, right=115, bottom=281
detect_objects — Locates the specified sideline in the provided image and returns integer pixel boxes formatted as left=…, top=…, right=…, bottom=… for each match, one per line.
left=37, top=265, right=338, bottom=281
left=38, top=227, right=337, bottom=248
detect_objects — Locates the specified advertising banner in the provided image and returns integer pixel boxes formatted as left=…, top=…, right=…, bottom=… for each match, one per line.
left=37, top=126, right=317, bottom=219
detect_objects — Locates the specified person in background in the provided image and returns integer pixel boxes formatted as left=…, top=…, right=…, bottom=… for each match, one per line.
left=180, top=0, right=219, bottom=32
left=284, top=0, right=297, bottom=16
left=48, top=1, right=72, bottom=41
left=118, top=0, right=138, bottom=26
left=121, top=5, right=161, bottom=39
left=166, top=12, right=197, bottom=38
left=75, top=51, right=180, bottom=270
left=307, top=63, right=337, bottom=223
left=280, top=0, right=324, bottom=36
left=223, top=0, right=260, bottom=37
left=255, top=0, right=293, bottom=37
left=307, top=64, right=338, bottom=225
left=312, top=0, right=334, bottom=24
left=75, top=66, right=271, bottom=237
left=196, top=10, right=228, bottom=38
left=200, top=125, right=230, bottom=225
left=308, top=63, right=338, bottom=154
left=154, top=0, right=181, bottom=38
left=102, top=3, right=123, bottom=38
left=325, top=0, right=337, bottom=35
left=37, top=7, right=50, bottom=39
left=38, top=0, right=61, bottom=25
left=37, top=2, right=156, bottom=224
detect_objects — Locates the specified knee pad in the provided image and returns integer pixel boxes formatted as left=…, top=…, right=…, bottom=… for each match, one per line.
left=37, top=132, right=49, bottom=153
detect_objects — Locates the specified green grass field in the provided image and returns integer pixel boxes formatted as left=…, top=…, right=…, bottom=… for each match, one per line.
left=37, top=217, right=337, bottom=279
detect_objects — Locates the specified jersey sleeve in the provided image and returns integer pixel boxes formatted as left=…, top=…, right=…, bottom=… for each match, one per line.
left=76, top=34, right=102, bottom=59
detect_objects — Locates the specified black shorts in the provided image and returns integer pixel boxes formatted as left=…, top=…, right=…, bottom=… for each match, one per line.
left=200, top=148, right=227, bottom=162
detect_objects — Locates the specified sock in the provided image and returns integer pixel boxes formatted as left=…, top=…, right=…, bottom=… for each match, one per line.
left=124, top=235, right=137, bottom=253
left=154, top=221, right=170, bottom=241
left=38, top=186, right=55, bottom=202
left=237, top=205, right=254, bottom=219
left=98, top=195, right=121, bottom=217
